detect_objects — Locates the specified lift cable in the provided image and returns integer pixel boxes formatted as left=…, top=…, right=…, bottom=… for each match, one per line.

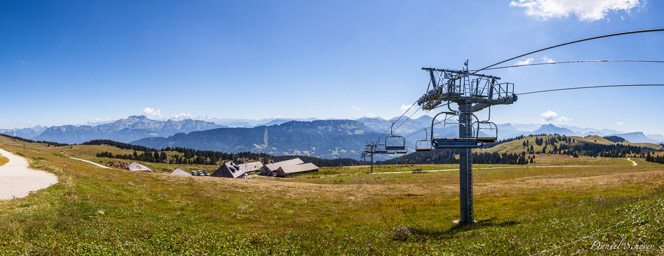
left=474, top=59, right=664, bottom=71
left=471, top=28, right=664, bottom=76
left=518, top=84, right=664, bottom=96
left=376, top=98, right=420, bottom=141
left=373, top=28, right=664, bottom=149
left=393, top=106, right=422, bottom=133
left=395, top=84, right=664, bottom=143
left=394, top=101, right=454, bottom=136
left=376, top=81, right=437, bottom=141
left=403, top=116, right=456, bottom=139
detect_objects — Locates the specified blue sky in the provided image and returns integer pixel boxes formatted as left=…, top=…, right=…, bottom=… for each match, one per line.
left=1, top=0, right=663, bottom=134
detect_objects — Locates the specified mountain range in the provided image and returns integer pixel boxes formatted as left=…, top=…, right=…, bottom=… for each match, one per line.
left=0, top=125, right=47, bottom=139
left=1, top=115, right=662, bottom=159
left=32, top=116, right=222, bottom=144
left=131, top=120, right=380, bottom=159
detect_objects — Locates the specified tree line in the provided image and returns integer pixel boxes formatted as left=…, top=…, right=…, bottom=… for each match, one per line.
left=645, top=152, right=664, bottom=164
left=519, top=134, right=655, bottom=158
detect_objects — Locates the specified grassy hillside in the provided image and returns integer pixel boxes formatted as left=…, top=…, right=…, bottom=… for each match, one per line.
left=0, top=136, right=663, bottom=254
left=0, top=155, right=7, bottom=167
left=62, top=143, right=219, bottom=173
left=486, top=134, right=663, bottom=155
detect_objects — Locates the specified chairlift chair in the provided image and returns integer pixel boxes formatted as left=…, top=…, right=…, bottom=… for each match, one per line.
left=415, top=128, right=433, bottom=152
left=430, top=110, right=481, bottom=149
left=474, top=121, right=498, bottom=143
left=374, top=143, right=388, bottom=154
left=385, top=122, right=407, bottom=151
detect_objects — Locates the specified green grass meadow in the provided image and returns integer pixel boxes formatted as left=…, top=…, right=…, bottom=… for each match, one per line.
left=0, top=136, right=663, bottom=255
left=0, top=155, right=8, bottom=167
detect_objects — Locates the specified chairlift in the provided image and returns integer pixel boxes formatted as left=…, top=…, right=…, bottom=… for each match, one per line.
left=385, top=122, right=407, bottom=151
left=416, top=128, right=433, bottom=152
left=430, top=111, right=481, bottom=149
left=474, top=121, right=498, bottom=143
left=374, top=143, right=388, bottom=154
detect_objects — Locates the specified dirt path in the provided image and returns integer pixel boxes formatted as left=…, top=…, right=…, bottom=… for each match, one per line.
left=627, top=158, right=638, bottom=166
left=0, top=147, right=58, bottom=200
left=70, top=157, right=111, bottom=169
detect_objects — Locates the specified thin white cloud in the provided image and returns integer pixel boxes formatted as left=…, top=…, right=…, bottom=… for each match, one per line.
left=540, top=110, right=558, bottom=122
left=172, top=113, right=195, bottom=120
left=143, top=107, right=162, bottom=118
left=400, top=104, right=414, bottom=113
left=617, top=121, right=625, bottom=125
left=509, top=0, right=640, bottom=21
left=516, top=57, right=534, bottom=65
left=170, top=113, right=214, bottom=121
left=557, top=116, right=572, bottom=122
left=542, top=56, right=555, bottom=63
left=352, top=105, right=360, bottom=111
left=366, top=113, right=376, bottom=118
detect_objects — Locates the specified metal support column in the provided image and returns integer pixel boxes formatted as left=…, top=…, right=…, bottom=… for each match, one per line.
left=458, top=102, right=474, bottom=224
left=370, top=150, right=374, bottom=173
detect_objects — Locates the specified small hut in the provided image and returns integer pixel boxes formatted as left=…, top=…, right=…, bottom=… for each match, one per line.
left=212, top=161, right=261, bottom=179
left=274, top=163, right=319, bottom=177
left=170, top=168, right=191, bottom=176
left=261, top=158, right=304, bottom=176
left=127, top=162, right=152, bottom=172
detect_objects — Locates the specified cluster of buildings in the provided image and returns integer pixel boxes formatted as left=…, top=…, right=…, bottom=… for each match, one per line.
left=113, top=158, right=318, bottom=179
left=211, top=158, right=319, bottom=178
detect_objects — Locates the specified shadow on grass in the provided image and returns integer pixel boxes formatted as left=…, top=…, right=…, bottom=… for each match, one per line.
left=407, top=218, right=520, bottom=240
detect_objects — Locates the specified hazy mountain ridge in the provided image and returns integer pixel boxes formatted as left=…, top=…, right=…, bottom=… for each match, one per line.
left=131, top=120, right=381, bottom=159
left=2, top=115, right=662, bottom=158
left=33, top=116, right=222, bottom=144
left=0, top=126, right=47, bottom=139
left=608, top=132, right=660, bottom=144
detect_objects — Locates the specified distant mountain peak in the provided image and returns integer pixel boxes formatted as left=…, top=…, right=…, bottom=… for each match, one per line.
left=609, top=131, right=659, bottom=144
left=532, top=123, right=576, bottom=136
left=33, top=115, right=221, bottom=144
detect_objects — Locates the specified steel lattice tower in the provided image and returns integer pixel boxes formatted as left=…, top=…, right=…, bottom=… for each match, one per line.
left=417, top=62, right=517, bottom=224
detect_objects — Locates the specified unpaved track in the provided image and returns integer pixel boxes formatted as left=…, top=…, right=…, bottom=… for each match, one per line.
left=0, top=147, right=58, bottom=200
left=71, top=157, right=111, bottom=169
left=627, top=158, right=638, bottom=166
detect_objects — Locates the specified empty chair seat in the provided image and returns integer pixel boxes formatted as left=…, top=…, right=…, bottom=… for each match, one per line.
left=432, top=138, right=480, bottom=149
left=416, top=140, right=432, bottom=152
left=477, top=137, right=497, bottom=143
